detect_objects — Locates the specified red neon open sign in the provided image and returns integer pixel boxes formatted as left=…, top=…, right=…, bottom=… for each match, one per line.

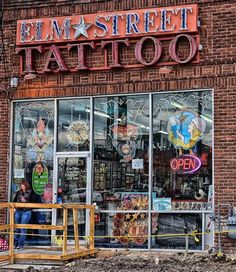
left=170, top=155, right=201, bottom=174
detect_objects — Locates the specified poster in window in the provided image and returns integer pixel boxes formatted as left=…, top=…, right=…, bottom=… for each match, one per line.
left=167, top=109, right=206, bottom=150
left=32, top=162, right=49, bottom=195
left=109, top=116, right=142, bottom=163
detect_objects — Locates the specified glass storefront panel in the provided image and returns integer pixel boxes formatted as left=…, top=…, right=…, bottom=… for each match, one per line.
left=12, top=101, right=54, bottom=202
left=95, top=212, right=148, bottom=249
left=152, top=91, right=213, bottom=212
left=57, top=157, right=87, bottom=204
left=56, top=157, right=87, bottom=241
left=10, top=90, right=213, bottom=250
left=93, top=95, right=150, bottom=210
left=57, top=99, right=90, bottom=152
left=151, top=213, right=202, bottom=250
left=30, top=211, right=52, bottom=246
left=12, top=101, right=54, bottom=245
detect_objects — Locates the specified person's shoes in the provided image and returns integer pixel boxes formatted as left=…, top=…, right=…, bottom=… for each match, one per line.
left=14, top=241, right=19, bottom=249
left=14, top=245, right=23, bottom=251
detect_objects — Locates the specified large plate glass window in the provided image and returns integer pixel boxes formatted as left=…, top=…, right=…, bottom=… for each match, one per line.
left=151, top=90, right=212, bottom=248
left=151, top=213, right=202, bottom=250
left=57, top=99, right=90, bottom=152
left=12, top=101, right=54, bottom=245
left=93, top=95, right=149, bottom=248
left=95, top=212, right=148, bottom=249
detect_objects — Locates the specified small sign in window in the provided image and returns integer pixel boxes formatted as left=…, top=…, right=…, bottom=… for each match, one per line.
left=132, top=159, right=144, bottom=170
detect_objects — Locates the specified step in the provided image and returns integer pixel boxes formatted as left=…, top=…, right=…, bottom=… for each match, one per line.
left=0, top=263, right=61, bottom=270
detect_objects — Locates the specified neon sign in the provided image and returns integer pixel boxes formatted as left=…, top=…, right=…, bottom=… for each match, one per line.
left=170, top=154, right=201, bottom=174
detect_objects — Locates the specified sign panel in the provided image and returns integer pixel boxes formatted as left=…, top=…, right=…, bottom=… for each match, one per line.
left=16, top=4, right=198, bottom=45
left=132, top=159, right=144, bottom=170
left=153, top=198, right=172, bottom=211
left=14, top=169, right=25, bottom=179
left=32, top=162, right=49, bottom=195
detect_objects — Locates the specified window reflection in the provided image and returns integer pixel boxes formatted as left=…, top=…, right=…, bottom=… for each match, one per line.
left=151, top=213, right=202, bottom=250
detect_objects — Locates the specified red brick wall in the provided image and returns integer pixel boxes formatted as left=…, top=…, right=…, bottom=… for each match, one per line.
left=0, top=0, right=236, bottom=251
left=0, top=95, right=10, bottom=224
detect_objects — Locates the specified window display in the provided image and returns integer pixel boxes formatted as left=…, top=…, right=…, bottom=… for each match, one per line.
left=95, top=212, right=149, bottom=249
left=152, top=91, right=212, bottom=211
left=12, top=101, right=54, bottom=204
left=93, top=95, right=150, bottom=210
left=57, top=157, right=87, bottom=204
left=12, top=101, right=54, bottom=245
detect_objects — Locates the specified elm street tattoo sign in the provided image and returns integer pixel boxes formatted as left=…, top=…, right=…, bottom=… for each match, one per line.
left=16, top=4, right=200, bottom=75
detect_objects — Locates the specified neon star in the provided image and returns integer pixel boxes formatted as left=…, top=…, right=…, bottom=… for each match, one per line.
left=72, top=16, right=91, bottom=39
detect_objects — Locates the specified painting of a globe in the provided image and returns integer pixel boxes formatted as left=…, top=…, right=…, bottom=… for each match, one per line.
left=167, top=110, right=206, bottom=150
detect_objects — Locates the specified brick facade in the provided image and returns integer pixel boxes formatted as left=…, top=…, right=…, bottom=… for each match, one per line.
left=0, top=0, right=236, bottom=251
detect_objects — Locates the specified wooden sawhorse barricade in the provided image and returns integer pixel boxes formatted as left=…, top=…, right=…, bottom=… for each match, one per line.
left=0, top=203, right=97, bottom=264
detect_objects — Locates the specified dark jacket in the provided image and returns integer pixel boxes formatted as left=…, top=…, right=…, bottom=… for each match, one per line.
left=13, top=189, right=33, bottom=211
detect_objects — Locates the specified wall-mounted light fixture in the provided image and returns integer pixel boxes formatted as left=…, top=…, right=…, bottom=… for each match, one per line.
left=10, top=76, right=19, bottom=88
left=197, top=16, right=201, bottom=28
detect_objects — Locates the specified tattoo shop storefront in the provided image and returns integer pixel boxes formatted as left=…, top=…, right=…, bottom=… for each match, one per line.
left=9, top=3, right=213, bottom=251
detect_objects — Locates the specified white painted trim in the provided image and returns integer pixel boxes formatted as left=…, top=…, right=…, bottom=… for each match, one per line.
left=148, top=93, right=153, bottom=250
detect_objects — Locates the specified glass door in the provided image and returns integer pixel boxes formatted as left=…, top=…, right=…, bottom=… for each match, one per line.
left=52, top=155, right=91, bottom=243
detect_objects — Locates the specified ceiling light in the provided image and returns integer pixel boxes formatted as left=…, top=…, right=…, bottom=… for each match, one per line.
left=200, top=114, right=212, bottom=123
left=171, top=101, right=183, bottom=109
left=139, top=124, right=149, bottom=130
left=158, top=130, right=168, bottom=135
left=10, top=77, right=19, bottom=88
left=86, top=108, right=112, bottom=119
